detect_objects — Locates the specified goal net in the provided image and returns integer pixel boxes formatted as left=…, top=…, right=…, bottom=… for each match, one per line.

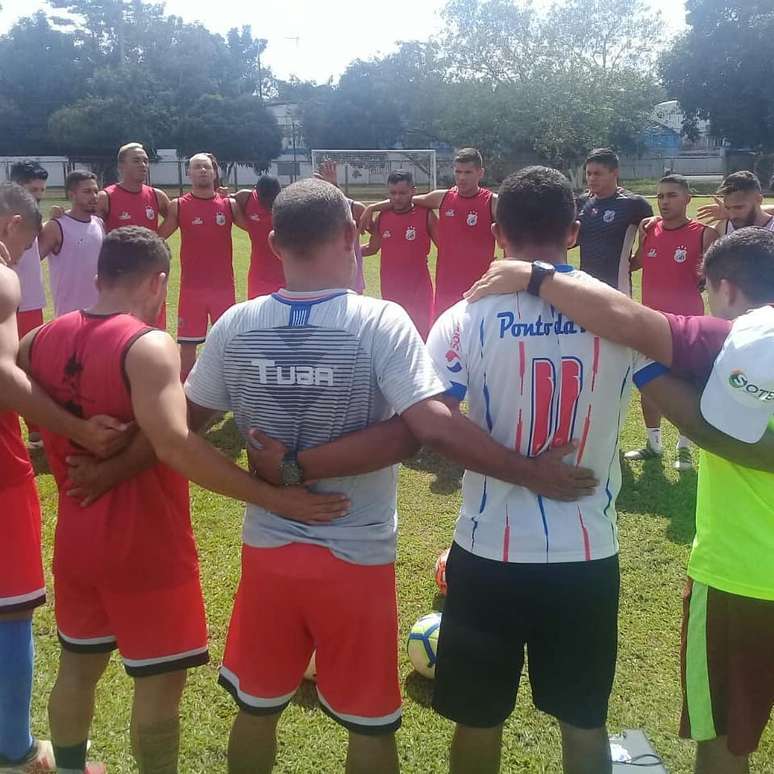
left=310, top=149, right=437, bottom=200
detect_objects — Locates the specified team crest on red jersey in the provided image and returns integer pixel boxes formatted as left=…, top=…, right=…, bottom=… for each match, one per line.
left=466, top=211, right=478, bottom=227
left=145, top=206, right=155, bottom=221
left=673, top=245, right=687, bottom=263
left=405, top=226, right=416, bottom=241
left=216, top=212, right=226, bottom=226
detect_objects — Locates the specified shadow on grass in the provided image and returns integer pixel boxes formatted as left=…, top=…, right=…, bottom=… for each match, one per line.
left=292, top=679, right=321, bottom=710
left=29, top=445, right=51, bottom=476
left=617, top=455, right=697, bottom=545
left=403, top=447, right=464, bottom=496
left=204, top=415, right=244, bottom=461
left=404, top=671, right=435, bottom=708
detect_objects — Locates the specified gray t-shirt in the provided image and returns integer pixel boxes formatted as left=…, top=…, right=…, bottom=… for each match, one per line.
left=185, top=288, right=444, bottom=565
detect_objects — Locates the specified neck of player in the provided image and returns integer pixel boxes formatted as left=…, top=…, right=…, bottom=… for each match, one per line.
left=68, top=205, right=92, bottom=221
left=119, top=179, right=145, bottom=193
left=192, top=185, right=215, bottom=199
left=661, top=214, right=690, bottom=229
left=504, top=243, right=568, bottom=266
left=88, top=289, right=154, bottom=324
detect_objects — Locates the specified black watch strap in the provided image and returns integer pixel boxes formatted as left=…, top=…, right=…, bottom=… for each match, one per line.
left=527, top=261, right=556, bottom=297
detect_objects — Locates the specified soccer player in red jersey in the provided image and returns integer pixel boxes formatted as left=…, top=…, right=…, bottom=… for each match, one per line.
left=18, top=225, right=348, bottom=774
left=0, top=183, right=129, bottom=773
left=230, top=175, right=283, bottom=298
left=361, top=170, right=438, bottom=339
left=625, top=174, right=719, bottom=470
left=159, top=153, right=245, bottom=379
left=49, top=143, right=171, bottom=328
left=361, top=148, right=497, bottom=318
left=100, top=144, right=170, bottom=233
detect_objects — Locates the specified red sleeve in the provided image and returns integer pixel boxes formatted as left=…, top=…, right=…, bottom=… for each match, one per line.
left=664, top=313, right=732, bottom=389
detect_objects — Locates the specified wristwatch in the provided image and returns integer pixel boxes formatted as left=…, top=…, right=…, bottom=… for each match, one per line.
left=280, top=452, right=304, bottom=487
left=527, top=261, right=556, bottom=297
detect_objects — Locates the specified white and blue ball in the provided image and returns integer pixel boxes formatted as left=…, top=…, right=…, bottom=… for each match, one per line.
left=407, top=611, right=442, bottom=679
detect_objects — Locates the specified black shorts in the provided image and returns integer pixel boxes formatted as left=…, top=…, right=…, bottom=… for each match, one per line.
left=432, top=542, right=619, bottom=730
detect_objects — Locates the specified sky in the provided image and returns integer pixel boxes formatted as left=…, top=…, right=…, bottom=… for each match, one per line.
left=0, top=0, right=687, bottom=83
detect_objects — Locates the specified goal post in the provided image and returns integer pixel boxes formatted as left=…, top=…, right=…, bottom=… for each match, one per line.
left=310, top=149, right=437, bottom=199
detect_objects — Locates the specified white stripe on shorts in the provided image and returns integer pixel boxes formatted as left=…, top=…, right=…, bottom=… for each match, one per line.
left=0, top=587, right=45, bottom=608
left=123, top=645, right=209, bottom=669
left=58, top=631, right=117, bottom=647
left=317, top=688, right=402, bottom=727
left=219, top=666, right=296, bottom=709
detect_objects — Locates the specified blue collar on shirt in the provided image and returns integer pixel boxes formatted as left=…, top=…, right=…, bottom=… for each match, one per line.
left=555, top=264, right=574, bottom=273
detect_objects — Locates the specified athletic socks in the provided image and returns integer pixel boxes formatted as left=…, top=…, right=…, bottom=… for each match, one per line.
left=646, top=427, right=663, bottom=453
left=676, top=434, right=691, bottom=450
left=53, top=740, right=88, bottom=773
left=0, top=618, right=34, bottom=762
left=135, top=718, right=180, bottom=774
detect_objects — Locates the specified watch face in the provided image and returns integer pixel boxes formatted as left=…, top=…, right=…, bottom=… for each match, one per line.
left=534, top=260, right=555, bottom=272
left=281, top=458, right=303, bottom=487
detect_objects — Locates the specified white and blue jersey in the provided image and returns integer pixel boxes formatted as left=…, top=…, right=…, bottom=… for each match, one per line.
left=427, top=265, right=665, bottom=564
left=185, top=288, right=444, bottom=565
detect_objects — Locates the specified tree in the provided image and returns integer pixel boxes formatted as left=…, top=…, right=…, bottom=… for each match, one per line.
left=0, top=13, right=85, bottom=153
left=660, top=1, right=774, bottom=156
left=176, top=94, right=282, bottom=171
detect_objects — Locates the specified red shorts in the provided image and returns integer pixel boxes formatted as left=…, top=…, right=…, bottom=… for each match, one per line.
left=247, top=278, right=282, bottom=300
left=16, top=308, right=44, bottom=338
left=177, top=285, right=235, bottom=344
left=156, top=302, right=167, bottom=331
left=220, top=543, right=401, bottom=734
left=55, top=571, right=209, bottom=676
left=0, top=477, right=45, bottom=613
left=680, top=579, right=774, bottom=755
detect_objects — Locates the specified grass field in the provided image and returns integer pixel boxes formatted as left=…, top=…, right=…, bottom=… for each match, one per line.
left=25, top=196, right=773, bottom=773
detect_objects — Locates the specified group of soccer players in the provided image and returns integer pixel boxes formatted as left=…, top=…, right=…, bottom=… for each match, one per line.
left=0, top=142, right=772, bottom=774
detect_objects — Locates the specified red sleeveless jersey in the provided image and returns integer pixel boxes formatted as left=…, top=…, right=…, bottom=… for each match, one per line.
left=435, top=187, right=495, bottom=316
left=104, top=184, right=160, bottom=233
left=641, top=219, right=706, bottom=316
left=245, top=191, right=284, bottom=297
left=0, top=411, right=33, bottom=488
left=178, top=193, right=234, bottom=291
left=377, top=207, right=432, bottom=287
left=29, top=311, right=197, bottom=589
left=376, top=206, right=434, bottom=339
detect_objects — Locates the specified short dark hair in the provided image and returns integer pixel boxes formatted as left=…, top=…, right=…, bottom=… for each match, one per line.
left=496, top=166, right=576, bottom=247
left=585, top=148, right=619, bottom=171
left=255, top=175, right=281, bottom=209
left=387, top=169, right=415, bottom=186
left=97, top=226, right=170, bottom=285
left=0, top=182, right=42, bottom=231
left=65, top=170, right=97, bottom=193
left=454, top=148, right=483, bottom=168
left=272, top=178, right=352, bottom=258
left=659, top=173, right=690, bottom=193
left=702, top=227, right=774, bottom=303
left=717, top=170, right=761, bottom=197
left=9, top=161, right=48, bottom=185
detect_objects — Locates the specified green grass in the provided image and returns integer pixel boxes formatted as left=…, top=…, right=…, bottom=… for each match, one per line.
left=26, top=197, right=773, bottom=772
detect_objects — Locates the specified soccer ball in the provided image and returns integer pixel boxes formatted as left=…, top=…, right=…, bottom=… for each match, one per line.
left=304, top=652, right=317, bottom=682
left=435, top=548, right=450, bottom=595
left=407, top=612, right=442, bottom=679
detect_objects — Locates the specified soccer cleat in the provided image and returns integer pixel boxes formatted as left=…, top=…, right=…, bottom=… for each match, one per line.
left=624, top=442, right=662, bottom=461
left=674, top=446, right=694, bottom=472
